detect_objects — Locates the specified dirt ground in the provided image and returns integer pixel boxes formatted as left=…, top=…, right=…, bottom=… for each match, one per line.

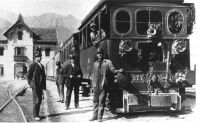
left=0, top=79, right=197, bottom=122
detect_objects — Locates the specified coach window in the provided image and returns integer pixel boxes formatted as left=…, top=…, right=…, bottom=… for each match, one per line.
left=0, top=47, right=4, bottom=56
left=82, top=28, right=87, bottom=49
left=86, top=25, right=92, bottom=47
left=113, top=8, right=132, bottom=36
left=100, top=7, right=109, bottom=37
left=136, top=10, right=162, bottom=35
left=79, top=31, right=83, bottom=50
left=167, top=10, right=184, bottom=35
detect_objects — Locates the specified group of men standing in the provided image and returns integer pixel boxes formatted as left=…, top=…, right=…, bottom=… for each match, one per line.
left=26, top=22, right=123, bottom=122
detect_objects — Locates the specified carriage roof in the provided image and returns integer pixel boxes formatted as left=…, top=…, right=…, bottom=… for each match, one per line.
left=78, top=0, right=184, bottom=29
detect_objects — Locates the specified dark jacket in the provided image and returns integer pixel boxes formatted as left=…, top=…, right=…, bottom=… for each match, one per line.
left=56, top=66, right=64, bottom=85
left=27, top=62, right=46, bottom=90
left=63, top=63, right=83, bottom=87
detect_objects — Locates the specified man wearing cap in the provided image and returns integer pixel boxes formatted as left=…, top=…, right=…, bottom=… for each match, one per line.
left=90, top=23, right=106, bottom=46
left=63, top=54, right=83, bottom=110
left=90, top=48, right=123, bottom=122
left=56, top=61, right=64, bottom=103
left=27, top=52, right=46, bottom=121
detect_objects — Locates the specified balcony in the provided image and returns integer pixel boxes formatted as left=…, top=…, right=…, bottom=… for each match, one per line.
left=14, top=56, right=28, bottom=62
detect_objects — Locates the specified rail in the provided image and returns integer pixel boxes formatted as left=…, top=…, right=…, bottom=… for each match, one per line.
left=0, top=82, right=28, bottom=122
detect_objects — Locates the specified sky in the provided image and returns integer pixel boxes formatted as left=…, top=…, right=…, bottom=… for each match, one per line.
left=0, top=0, right=99, bottom=19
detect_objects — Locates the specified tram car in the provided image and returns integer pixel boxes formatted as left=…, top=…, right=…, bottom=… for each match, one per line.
left=46, top=33, right=80, bottom=80
left=76, top=0, right=195, bottom=113
left=60, top=32, right=80, bottom=65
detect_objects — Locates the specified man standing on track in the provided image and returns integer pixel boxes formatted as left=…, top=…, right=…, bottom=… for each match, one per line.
left=89, top=48, right=123, bottom=122
left=63, top=54, right=83, bottom=110
left=56, top=61, right=64, bottom=103
left=27, top=51, right=46, bottom=121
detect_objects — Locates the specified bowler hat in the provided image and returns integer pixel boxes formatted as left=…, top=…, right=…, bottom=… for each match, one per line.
left=34, top=51, right=42, bottom=57
left=69, top=54, right=76, bottom=59
left=97, top=48, right=104, bottom=54
left=56, top=61, right=61, bottom=65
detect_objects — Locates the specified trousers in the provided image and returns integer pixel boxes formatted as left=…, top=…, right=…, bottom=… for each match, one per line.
left=65, top=80, right=80, bottom=107
left=56, top=83, right=64, bottom=101
left=32, top=88, right=43, bottom=117
left=92, top=87, right=107, bottom=119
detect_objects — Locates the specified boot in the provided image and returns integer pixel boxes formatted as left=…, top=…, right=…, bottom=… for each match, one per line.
left=89, top=116, right=97, bottom=121
left=97, top=115, right=102, bottom=122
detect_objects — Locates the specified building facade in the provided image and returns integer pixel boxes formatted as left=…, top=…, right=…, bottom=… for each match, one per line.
left=0, top=14, right=58, bottom=79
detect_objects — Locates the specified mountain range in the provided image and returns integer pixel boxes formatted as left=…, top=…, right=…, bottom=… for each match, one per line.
left=0, top=9, right=81, bottom=44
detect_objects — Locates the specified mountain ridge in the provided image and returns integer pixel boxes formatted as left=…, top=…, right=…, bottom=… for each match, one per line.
left=0, top=9, right=81, bottom=44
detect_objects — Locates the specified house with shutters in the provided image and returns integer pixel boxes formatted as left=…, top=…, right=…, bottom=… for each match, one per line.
left=0, top=14, right=58, bottom=79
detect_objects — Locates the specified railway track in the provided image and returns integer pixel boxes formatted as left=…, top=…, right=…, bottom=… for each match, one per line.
left=0, top=81, right=28, bottom=122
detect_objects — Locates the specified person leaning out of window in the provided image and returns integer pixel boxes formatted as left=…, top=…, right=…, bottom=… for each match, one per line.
left=90, top=23, right=106, bottom=46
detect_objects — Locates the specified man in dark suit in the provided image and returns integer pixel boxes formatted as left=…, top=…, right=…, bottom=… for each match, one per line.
left=27, top=52, right=46, bottom=121
left=90, top=48, right=123, bottom=122
left=63, top=54, right=83, bottom=110
left=56, top=61, right=64, bottom=103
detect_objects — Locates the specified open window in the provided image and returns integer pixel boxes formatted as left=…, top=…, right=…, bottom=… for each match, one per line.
left=15, top=47, right=25, bottom=56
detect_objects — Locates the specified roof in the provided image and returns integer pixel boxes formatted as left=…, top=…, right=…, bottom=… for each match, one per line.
left=0, top=29, right=7, bottom=41
left=1, top=14, right=57, bottom=44
left=31, top=28, right=57, bottom=43
left=3, top=14, right=36, bottom=38
left=79, top=0, right=184, bottom=29
left=3, top=14, right=57, bottom=43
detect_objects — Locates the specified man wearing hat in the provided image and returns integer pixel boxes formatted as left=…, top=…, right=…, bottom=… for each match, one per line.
left=90, top=48, right=123, bottom=122
left=56, top=61, right=64, bottom=103
left=90, top=22, right=106, bottom=46
left=63, top=54, right=83, bottom=110
left=27, top=51, right=46, bottom=121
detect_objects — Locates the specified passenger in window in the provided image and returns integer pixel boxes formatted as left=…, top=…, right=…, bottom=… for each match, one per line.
left=90, top=23, right=106, bottom=46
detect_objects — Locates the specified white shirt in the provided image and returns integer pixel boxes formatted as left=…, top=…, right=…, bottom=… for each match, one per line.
left=71, top=63, right=75, bottom=68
